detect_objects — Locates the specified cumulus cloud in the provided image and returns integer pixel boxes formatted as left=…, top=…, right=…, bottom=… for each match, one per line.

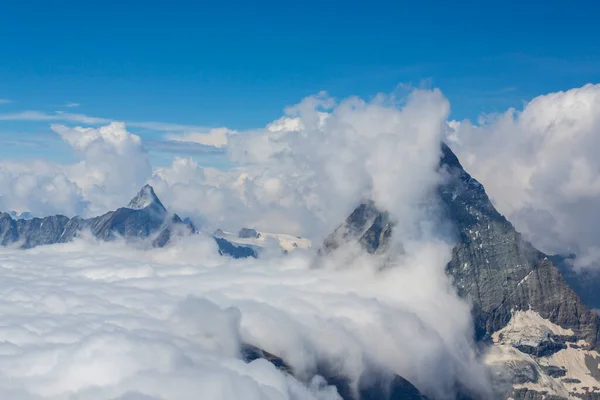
left=448, top=83, right=600, bottom=267
left=52, top=122, right=152, bottom=214
left=0, top=87, right=455, bottom=238
left=151, top=89, right=451, bottom=241
left=0, top=122, right=151, bottom=217
left=0, top=160, right=87, bottom=216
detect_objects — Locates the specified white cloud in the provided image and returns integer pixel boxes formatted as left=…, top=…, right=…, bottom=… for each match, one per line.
left=0, top=110, right=213, bottom=136
left=0, top=98, right=11, bottom=104
left=0, top=160, right=88, bottom=216
left=148, top=90, right=452, bottom=240
left=0, top=110, right=59, bottom=121
left=0, top=122, right=151, bottom=217
left=165, top=128, right=237, bottom=148
left=64, top=102, right=80, bottom=108
left=52, top=122, right=152, bottom=214
left=0, top=231, right=488, bottom=399
left=448, top=83, right=600, bottom=267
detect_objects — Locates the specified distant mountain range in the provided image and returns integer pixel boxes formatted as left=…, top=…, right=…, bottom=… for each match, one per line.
left=0, top=184, right=310, bottom=257
left=0, top=184, right=195, bottom=249
left=1, top=145, right=600, bottom=399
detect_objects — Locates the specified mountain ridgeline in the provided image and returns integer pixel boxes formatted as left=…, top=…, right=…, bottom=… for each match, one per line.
left=322, top=144, right=600, bottom=348
left=320, top=143, right=600, bottom=399
left=0, top=185, right=196, bottom=248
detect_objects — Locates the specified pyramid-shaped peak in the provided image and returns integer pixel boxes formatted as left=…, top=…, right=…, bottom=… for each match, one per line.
left=127, top=184, right=166, bottom=211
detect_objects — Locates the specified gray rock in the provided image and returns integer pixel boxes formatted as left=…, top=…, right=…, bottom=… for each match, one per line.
left=238, top=228, right=260, bottom=239
left=320, top=143, right=600, bottom=348
left=512, top=388, right=566, bottom=400
left=541, top=365, right=567, bottom=378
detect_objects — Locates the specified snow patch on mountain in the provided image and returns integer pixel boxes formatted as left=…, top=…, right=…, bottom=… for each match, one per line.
left=214, top=228, right=311, bottom=253
left=486, top=310, right=600, bottom=399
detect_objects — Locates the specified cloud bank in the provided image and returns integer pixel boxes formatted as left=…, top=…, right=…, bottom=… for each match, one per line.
left=448, top=83, right=600, bottom=267
left=0, top=230, right=487, bottom=400
left=0, top=122, right=151, bottom=217
left=153, top=89, right=451, bottom=240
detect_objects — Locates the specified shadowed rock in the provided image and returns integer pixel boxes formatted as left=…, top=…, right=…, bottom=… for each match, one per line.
left=241, top=344, right=428, bottom=400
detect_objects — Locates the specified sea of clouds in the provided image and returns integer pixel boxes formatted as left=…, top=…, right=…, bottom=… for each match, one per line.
left=1, top=83, right=600, bottom=398
left=0, top=88, right=497, bottom=399
left=0, top=232, right=489, bottom=400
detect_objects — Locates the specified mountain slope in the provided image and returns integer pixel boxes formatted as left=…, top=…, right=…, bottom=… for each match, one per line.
left=320, top=143, right=600, bottom=399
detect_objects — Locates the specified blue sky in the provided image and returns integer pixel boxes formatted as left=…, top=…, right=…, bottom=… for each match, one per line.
left=1, top=0, right=599, bottom=166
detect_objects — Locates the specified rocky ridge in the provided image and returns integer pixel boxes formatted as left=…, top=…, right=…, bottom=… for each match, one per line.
left=319, top=143, right=600, bottom=399
left=0, top=184, right=195, bottom=249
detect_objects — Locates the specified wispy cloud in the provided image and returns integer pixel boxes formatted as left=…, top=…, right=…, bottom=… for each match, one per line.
left=144, top=139, right=226, bottom=155
left=0, top=110, right=231, bottom=155
left=164, top=128, right=236, bottom=148
left=65, top=102, right=80, bottom=108
left=0, top=99, right=12, bottom=105
left=0, top=110, right=210, bottom=133
left=0, top=111, right=58, bottom=121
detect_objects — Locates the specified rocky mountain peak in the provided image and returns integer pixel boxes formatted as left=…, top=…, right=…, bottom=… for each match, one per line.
left=127, top=184, right=166, bottom=212
left=320, top=142, right=600, bottom=399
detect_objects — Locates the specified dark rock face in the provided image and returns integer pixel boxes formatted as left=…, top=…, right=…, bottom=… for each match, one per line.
left=438, top=143, right=600, bottom=347
left=0, top=185, right=195, bottom=249
left=320, top=201, right=392, bottom=256
left=241, top=344, right=428, bottom=400
left=320, top=143, right=600, bottom=348
left=214, top=237, right=259, bottom=258
left=550, top=254, right=600, bottom=311
left=514, top=334, right=576, bottom=358
left=512, top=388, right=567, bottom=400
left=238, top=228, right=260, bottom=239
left=540, top=365, right=567, bottom=378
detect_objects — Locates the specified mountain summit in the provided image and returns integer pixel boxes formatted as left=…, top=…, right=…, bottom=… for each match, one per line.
left=0, top=184, right=192, bottom=248
left=127, top=184, right=166, bottom=212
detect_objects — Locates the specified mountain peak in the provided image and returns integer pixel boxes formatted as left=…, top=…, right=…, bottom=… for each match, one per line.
left=127, top=184, right=166, bottom=212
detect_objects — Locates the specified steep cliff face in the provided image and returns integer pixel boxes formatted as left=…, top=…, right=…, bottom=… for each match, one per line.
left=320, top=143, right=600, bottom=399
left=437, top=144, right=600, bottom=348
left=321, top=143, right=600, bottom=348
left=0, top=185, right=195, bottom=248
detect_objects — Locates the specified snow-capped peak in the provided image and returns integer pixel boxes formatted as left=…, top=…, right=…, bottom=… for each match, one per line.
left=214, top=228, right=311, bottom=253
left=127, top=184, right=166, bottom=212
